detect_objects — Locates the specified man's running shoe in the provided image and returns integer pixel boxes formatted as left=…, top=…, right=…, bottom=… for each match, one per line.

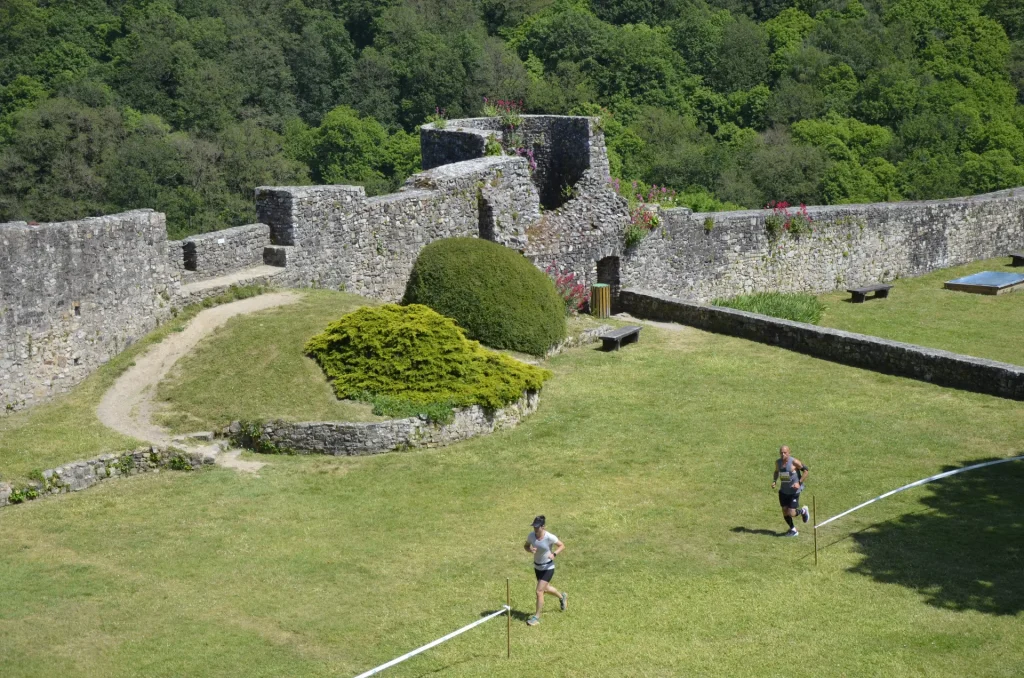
left=801, top=506, right=810, bottom=523
left=783, top=528, right=799, bottom=537
left=526, top=615, right=540, bottom=626
left=560, top=592, right=568, bottom=611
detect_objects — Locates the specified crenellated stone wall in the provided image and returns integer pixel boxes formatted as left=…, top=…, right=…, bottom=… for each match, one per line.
left=0, top=210, right=177, bottom=412
left=6, top=115, right=1024, bottom=416
left=622, top=190, right=1024, bottom=302
left=255, top=155, right=540, bottom=300
left=169, top=223, right=272, bottom=282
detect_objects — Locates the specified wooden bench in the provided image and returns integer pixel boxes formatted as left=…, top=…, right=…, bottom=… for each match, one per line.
left=1011, top=252, right=1024, bottom=267
left=600, top=325, right=641, bottom=351
left=847, top=283, right=893, bottom=303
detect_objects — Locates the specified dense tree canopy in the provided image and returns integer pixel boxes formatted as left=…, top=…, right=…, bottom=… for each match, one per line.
left=2, top=0, right=1024, bottom=236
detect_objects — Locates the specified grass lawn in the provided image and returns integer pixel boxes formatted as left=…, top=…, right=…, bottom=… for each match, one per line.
left=0, top=292, right=242, bottom=484
left=1, top=322, right=1021, bottom=677
left=155, top=290, right=381, bottom=433
left=819, top=256, right=1024, bottom=365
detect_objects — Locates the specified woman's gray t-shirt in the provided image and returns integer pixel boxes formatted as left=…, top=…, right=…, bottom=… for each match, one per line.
left=527, top=531, right=559, bottom=571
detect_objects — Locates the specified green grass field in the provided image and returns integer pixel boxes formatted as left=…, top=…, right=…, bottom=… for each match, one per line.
left=819, top=256, right=1024, bottom=365
left=0, top=286, right=286, bottom=483
left=155, top=291, right=382, bottom=433
left=2, top=318, right=1021, bottom=677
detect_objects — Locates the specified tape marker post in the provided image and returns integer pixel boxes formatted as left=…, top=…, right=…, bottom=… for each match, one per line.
left=816, top=455, right=1024, bottom=531
left=353, top=606, right=511, bottom=678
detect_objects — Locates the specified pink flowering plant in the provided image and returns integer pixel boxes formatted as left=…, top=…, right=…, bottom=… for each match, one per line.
left=764, top=201, right=814, bottom=239
left=610, top=179, right=668, bottom=247
left=483, top=97, right=524, bottom=130
left=545, top=261, right=590, bottom=315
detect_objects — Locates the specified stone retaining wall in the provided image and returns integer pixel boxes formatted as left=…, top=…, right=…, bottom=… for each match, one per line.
left=0, top=446, right=213, bottom=509
left=169, top=223, right=271, bottom=282
left=233, top=391, right=540, bottom=456
left=619, top=289, right=1024, bottom=400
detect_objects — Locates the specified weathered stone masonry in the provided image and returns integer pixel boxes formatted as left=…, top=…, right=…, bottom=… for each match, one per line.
left=1, top=210, right=176, bottom=411
left=4, top=114, right=1024, bottom=414
left=619, top=290, right=1024, bottom=400
left=255, top=155, right=541, bottom=300
left=234, top=391, right=539, bottom=456
left=622, top=189, right=1024, bottom=302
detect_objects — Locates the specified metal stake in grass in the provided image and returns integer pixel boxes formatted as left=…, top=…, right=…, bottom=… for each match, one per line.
left=813, top=495, right=818, bottom=566
left=506, top=578, right=511, bottom=659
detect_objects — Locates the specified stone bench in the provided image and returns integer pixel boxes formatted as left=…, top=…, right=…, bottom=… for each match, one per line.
left=600, top=325, right=641, bottom=351
left=847, top=284, right=893, bottom=303
left=1011, top=252, right=1024, bottom=267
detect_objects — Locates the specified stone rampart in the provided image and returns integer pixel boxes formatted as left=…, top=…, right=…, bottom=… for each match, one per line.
left=255, top=156, right=540, bottom=300
left=169, top=223, right=271, bottom=282
left=623, top=189, right=1024, bottom=302
left=0, top=210, right=176, bottom=411
left=619, top=289, right=1024, bottom=399
left=234, top=391, right=540, bottom=456
left=7, top=115, right=1024, bottom=416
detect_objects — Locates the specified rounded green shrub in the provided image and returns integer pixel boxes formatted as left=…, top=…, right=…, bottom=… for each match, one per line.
left=402, top=237, right=567, bottom=355
left=305, top=304, right=551, bottom=419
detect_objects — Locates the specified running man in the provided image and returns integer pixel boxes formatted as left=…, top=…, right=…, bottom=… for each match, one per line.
left=772, top=445, right=810, bottom=536
left=523, top=515, right=567, bottom=626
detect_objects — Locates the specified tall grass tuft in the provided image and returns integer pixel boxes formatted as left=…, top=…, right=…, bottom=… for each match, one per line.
left=712, top=292, right=825, bottom=324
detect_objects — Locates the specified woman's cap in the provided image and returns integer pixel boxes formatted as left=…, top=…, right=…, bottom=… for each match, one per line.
left=531, top=515, right=546, bottom=528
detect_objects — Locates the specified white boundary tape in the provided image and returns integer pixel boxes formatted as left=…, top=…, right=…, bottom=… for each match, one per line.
left=815, top=454, right=1024, bottom=529
left=353, top=605, right=511, bottom=678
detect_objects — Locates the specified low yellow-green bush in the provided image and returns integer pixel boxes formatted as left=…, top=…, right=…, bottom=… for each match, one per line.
left=305, top=304, right=550, bottom=421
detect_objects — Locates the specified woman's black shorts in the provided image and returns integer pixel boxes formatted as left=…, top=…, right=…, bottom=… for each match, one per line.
left=534, top=567, right=555, bottom=582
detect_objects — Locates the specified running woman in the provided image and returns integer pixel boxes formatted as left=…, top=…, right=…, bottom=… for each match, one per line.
left=523, top=515, right=567, bottom=626
left=772, top=445, right=810, bottom=536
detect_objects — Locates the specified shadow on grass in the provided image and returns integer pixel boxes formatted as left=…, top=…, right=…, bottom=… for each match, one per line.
left=482, top=608, right=531, bottom=622
left=731, top=526, right=782, bottom=537
left=849, top=457, right=1024, bottom=616
left=411, top=654, right=485, bottom=676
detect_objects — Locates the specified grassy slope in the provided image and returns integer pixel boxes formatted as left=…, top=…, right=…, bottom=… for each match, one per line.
left=819, top=256, right=1024, bottom=365
left=1, top=324, right=1021, bottom=677
left=155, top=290, right=381, bottom=433
left=0, top=299, right=216, bottom=482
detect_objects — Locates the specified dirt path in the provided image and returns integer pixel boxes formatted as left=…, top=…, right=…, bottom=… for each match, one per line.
left=97, top=292, right=299, bottom=459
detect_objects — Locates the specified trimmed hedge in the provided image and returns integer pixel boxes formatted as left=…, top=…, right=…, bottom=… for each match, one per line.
left=402, top=237, right=566, bottom=355
left=305, top=304, right=551, bottom=419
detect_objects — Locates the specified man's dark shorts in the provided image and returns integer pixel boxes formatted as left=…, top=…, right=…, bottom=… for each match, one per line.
left=534, top=567, right=555, bottom=582
left=778, top=491, right=801, bottom=509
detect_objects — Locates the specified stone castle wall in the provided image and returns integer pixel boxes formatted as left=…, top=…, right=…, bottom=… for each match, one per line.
left=0, top=210, right=176, bottom=411
left=4, top=115, right=1024, bottom=415
left=169, top=223, right=272, bottom=282
left=255, top=155, right=539, bottom=300
left=623, top=190, right=1024, bottom=302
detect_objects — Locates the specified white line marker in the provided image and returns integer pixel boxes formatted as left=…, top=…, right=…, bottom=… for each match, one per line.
left=816, top=455, right=1024, bottom=529
left=353, top=605, right=511, bottom=678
